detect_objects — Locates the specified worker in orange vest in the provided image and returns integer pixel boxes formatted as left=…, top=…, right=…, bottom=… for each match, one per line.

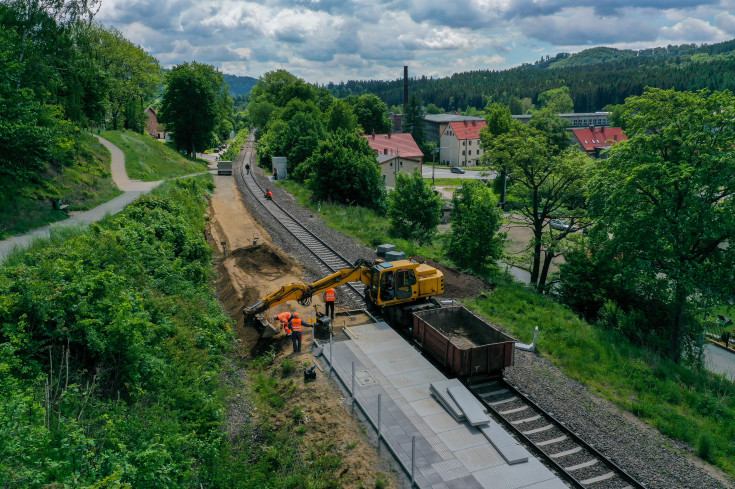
left=265, top=189, right=273, bottom=200
left=289, top=313, right=303, bottom=353
left=273, top=312, right=292, bottom=336
left=323, top=287, right=336, bottom=319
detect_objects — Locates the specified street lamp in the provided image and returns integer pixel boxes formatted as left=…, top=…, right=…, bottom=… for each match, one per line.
left=432, top=146, right=446, bottom=186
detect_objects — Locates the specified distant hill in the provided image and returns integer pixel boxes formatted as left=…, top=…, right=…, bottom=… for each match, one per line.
left=329, top=39, right=735, bottom=113
left=223, top=73, right=258, bottom=97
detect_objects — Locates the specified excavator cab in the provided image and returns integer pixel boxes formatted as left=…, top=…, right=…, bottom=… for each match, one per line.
left=368, top=261, right=426, bottom=307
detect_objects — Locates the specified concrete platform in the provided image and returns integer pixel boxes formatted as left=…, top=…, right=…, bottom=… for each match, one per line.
left=320, top=321, right=566, bottom=489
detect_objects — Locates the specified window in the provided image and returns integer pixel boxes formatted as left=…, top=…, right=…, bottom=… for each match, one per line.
left=462, top=141, right=466, bottom=146
left=462, top=150, right=465, bottom=155
left=395, top=269, right=416, bottom=300
left=390, top=162, right=393, bottom=167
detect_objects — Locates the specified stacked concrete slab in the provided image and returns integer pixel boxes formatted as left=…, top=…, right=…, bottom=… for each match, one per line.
left=431, top=381, right=527, bottom=465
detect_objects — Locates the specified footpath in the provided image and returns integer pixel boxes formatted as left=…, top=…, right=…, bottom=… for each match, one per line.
left=0, top=136, right=211, bottom=263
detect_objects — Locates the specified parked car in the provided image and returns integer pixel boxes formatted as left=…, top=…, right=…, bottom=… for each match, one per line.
left=550, top=219, right=575, bottom=232
left=213, top=148, right=220, bottom=153
left=450, top=166, right=465, bottom=174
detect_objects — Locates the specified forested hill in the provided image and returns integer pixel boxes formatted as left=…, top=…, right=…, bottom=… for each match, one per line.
left=328, top=39, right=735, bottom=113
left=223, top=73, right=258, bottom=96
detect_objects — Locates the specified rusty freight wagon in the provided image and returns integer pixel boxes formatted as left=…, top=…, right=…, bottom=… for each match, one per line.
left=412, top=306, right=516, bottom=377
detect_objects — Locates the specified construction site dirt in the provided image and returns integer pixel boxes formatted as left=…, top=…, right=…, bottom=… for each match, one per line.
left=206, top=174, right=402, bottom=488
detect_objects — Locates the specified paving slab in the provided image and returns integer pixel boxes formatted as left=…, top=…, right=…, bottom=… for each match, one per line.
left=430, top=379, right=465, bottom=421
left=473, top=458, right=560, bottom=489
left=455, top=444, right=507, bottom=471
left=448, top=385, right=491, bottom=426
left=410, top=397, right=446, bottom=417
left=479, top=422, right=529, bottom=465
left=388, top=368, right=446, bottom=389
left=436, top=426, right=487, bottom=451
left=423, top=411, right=461, bottom=434
left=398, top=383, right=432, bottom=402
left=376, top=355, right=434, bottom=377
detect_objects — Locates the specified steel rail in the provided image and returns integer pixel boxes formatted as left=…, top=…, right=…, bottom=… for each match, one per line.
left=234, top=136, right=365, bottom=305
left=470, top=378, right=646, bottom=489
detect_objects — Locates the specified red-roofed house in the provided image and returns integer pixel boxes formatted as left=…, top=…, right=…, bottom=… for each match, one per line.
left=571, top=126, right=627, bottom=157
left=146, top=107, right=168, bottom=140
left=439, top=120, right=487, bottom=167
left=363, top=133, right=423, bottom=187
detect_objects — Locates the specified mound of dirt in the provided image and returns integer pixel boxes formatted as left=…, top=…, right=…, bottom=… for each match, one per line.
left=415, top=257, right=490, bottom=299
left=230, top=243, right=299, bottom=274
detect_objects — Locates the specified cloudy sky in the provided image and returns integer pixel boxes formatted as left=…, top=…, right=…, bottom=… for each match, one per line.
left=97, top=0, right=735, bottom=84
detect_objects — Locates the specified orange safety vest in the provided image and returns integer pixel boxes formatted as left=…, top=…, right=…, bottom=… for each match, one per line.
left=325, top=288, right=336, bottom=302
left=278, top=312, right=292, bottom=333
left=290, top=317, right=303, bottom=333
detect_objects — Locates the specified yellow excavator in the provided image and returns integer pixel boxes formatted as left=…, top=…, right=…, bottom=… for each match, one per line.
left=244, top=258, right=445, bottom=336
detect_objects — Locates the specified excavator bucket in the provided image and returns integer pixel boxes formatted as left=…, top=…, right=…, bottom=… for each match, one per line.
left=252, top=314, right=280, bottom=338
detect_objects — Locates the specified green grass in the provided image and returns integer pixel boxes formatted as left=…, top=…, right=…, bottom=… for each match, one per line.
left=0, top=133, right=122, bottom=239
left=277, top=177, right=735, bottom=479
left=426, top=177, right=477, bottom=187
left=101, top=130, right=208, bottom=181
left=278, top=179, right=446, bottom=261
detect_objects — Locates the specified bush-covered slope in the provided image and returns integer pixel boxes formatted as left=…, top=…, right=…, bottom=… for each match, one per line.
left=0, top=177, right=233, bottom=488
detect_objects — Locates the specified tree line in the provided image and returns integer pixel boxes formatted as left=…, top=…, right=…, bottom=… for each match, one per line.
left=328, top=41, right=735, bottom=113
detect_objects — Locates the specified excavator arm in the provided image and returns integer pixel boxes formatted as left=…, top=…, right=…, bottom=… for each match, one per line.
left=244, top=259, right=375, bottom=317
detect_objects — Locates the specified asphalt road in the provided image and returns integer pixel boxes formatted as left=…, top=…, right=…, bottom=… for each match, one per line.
left=422, top=165, right=497, bottom=180
left=704, top=343, right=735, bottom=380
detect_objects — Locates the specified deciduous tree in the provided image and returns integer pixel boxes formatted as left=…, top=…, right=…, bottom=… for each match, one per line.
left=159, top=62, right=231, bottom=156
left=294, top=129, right=386, bottom=212
left=445, top=181, right=504, bottom=271
left=482, top=121, right=592, bottom=291
left=388, top=168, right=441, bottom=243
left=588, top=88, right=735, bottom=362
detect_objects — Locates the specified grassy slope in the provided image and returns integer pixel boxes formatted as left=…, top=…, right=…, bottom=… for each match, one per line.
left=101, top=130, right=208, bottom=181
left=0, top=133, right=122, bottom=239
left=277, top=179, right=735, bottom=478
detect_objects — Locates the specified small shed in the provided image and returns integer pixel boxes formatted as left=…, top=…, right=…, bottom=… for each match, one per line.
left=272, top=156, right=287, bottom=180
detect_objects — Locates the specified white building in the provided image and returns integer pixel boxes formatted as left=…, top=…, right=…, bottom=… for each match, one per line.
left=439, top=120, right=487, bottom=167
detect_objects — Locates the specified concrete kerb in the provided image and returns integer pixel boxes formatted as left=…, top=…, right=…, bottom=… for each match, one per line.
left=317, top=341, right=422, bottom=488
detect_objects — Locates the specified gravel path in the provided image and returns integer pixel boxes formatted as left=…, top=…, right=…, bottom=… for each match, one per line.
left=232, top=145, right=734, bottom=489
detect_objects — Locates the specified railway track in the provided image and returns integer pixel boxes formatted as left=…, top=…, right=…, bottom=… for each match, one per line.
left=232, top=134, right=647, bottom=489
left=470, top=379, right=646, bottom=489
left=234, top=135, right=365, bottom=307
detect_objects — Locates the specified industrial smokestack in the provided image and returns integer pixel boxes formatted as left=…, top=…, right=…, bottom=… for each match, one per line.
left=403, top=65, right=408, bottom=114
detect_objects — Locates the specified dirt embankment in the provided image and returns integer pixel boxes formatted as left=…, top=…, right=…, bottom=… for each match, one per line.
left=207, top=176, right=398, bottom=488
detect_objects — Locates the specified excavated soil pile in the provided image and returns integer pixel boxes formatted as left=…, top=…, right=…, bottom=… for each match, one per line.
left=215, top=242, right=303, bottom=351
left=415, top=257, right=490, bottom=299
left=230, top=244, right=296, bottom=273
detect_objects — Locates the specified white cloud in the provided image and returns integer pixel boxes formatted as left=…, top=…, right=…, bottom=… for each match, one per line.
left=519, top=8, right=658, bottom=45
left=660, top=18, right=724, bottom=41
left=715, top=12, right=735, bottom=34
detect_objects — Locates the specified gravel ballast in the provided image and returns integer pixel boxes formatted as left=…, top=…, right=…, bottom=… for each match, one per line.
left=232, top=149, right=734, bottom=489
